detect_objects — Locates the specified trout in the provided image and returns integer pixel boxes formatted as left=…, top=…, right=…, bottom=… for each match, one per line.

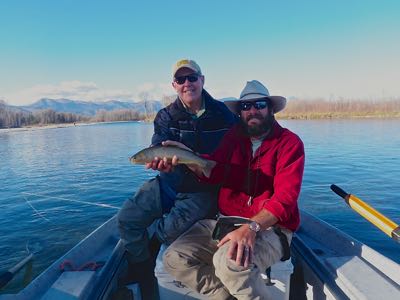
left=129, top=145, right=215, bottom=177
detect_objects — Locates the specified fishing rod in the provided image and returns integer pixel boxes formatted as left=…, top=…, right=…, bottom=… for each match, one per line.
left=330, top=184, right=400, bottom=243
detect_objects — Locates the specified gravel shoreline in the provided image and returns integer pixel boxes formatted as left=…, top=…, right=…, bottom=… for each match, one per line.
left=0, top=122, right=94, bottom=133
left=0, top=121, right=146, bottom=134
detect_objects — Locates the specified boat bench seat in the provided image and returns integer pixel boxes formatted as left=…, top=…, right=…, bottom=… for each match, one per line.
left=154, top=244, right=294, bottom=300
left=324, top=255, right=400, bottom=299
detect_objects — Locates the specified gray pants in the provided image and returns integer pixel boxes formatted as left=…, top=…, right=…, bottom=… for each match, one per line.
left=163, top=219, right=292, bottom=300
left=117, top=177, right=218, bottom=263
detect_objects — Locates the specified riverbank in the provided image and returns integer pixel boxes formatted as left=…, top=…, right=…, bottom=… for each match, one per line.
left=276, top=112, right=400, bottom=119
left=1, top=112, right=400, bottom=133
left=0, top=122, right=100, bottom=133
left=0, top=120, right=151, bottom=134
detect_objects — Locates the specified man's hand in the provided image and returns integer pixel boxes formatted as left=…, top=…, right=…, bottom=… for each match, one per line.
left=217, top=225, right=256, bottom=268
left=144, top=156, right=177, bottom=172
left=144, top=140, right=191, bottom=172
left=161, top=140, right=216, bottom=176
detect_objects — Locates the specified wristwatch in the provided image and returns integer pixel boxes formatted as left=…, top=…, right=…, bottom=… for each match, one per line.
left=249, top=221, right=261, bottom=233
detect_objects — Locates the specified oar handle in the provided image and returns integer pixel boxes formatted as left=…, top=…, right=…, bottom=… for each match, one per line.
left=0, top=253, right=33, bottom=289
left=331, top=184, right=399, bottom=243
left=330, top=184, right=349, bottom=200
left=0, top=271, right=13, bottom=289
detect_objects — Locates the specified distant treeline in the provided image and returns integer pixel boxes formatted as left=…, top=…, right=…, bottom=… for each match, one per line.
left=90, top=109, right=145, bottom=122
left=278, top=98, right=400, bottom=119
left=2, top=98, right=400, bottom=128
left=0, top=102, right=147, bottom=129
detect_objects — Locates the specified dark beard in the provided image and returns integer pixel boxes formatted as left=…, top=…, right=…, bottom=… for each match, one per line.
left=241, top=114, right=275, bottom=137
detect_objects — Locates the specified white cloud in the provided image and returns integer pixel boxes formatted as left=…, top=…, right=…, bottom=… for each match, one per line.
left=2, top=80, right=176, bottom=105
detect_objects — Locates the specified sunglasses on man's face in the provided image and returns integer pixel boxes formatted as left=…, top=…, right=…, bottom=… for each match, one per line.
left=174, top=74, right=200, bottom=85
left=239, top=100, right=269, bottom=111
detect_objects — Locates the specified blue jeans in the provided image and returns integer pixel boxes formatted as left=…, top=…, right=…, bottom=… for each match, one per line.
left=117, top=176, right=218, bottom=263
left=159, top=176, right=177, bottom=214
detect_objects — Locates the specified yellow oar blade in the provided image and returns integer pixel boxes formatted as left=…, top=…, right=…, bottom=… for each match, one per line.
left=330, top=184, right=400, bottom=243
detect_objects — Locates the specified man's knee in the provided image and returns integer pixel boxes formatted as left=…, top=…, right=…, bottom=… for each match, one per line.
left=118, top=182, right=162, bottom=227
left=117, top=198, right=143, bottom=229
left=160, top=195, right=214, bottom=244
left=117, top=201, right=132, bottom=238
left=163, top=247, right=186, bottom=278
left=117, top=199, right=132, bottom=224
left=213, top=246, right=228, bottom=279
left=213, top=244, right=249, bottom=281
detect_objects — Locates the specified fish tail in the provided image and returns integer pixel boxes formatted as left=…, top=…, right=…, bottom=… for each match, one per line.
left=202, top=160, right=216, bottom=178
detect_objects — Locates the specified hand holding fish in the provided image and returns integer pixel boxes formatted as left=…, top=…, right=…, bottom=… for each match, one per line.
left=130, top=141, right=216, bottom=177
left=144, top=156, right=177, bottom=172
left=144, top=141, right=192, bottom=172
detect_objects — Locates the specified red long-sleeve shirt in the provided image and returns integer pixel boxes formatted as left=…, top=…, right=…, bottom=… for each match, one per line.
left=202, top=122, right=305, bottom=231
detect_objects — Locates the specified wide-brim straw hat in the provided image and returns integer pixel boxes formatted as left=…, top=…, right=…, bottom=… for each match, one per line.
left=224, top=80, right=286, bottom=114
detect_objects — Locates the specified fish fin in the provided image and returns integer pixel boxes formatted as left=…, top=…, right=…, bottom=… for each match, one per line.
left=202, top=160, right=216, bottom=178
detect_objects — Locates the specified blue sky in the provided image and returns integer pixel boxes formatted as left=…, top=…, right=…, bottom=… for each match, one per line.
left=0, top=0, right=399, bottom=105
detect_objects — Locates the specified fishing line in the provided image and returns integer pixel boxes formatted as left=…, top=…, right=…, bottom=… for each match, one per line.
left=21, top=192, right=120, bottom=210
left=23, top=196, right=51, bottom=222
left=302, top=184, right=332, bottom=189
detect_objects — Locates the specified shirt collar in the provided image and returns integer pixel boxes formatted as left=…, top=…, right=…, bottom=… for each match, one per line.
left=179, top=94, right=205, bottom=118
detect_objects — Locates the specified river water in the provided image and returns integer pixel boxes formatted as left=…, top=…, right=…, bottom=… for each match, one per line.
left=0, top=119, right=399, bottom=293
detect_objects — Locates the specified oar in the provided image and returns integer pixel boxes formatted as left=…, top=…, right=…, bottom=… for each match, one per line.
left=330, top=184, right=400, bottom=243
left=0, top=241, right=40, bottom=289
left=0, top=253, right=34, bottom=289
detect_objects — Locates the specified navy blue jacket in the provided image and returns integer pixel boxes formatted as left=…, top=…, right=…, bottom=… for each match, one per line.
left=151, top=90, right=237, bottom=192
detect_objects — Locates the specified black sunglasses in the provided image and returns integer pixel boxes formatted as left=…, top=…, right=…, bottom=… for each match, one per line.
left=240, top=100, right=269, bottom=111
left=174, top=74, right=200, bottom=85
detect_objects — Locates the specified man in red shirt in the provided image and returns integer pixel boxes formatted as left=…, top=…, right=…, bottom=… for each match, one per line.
left=162, top=80, right=305, bottom=299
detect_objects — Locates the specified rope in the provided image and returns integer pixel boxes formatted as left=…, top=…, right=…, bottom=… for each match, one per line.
left=59, top=260, right=105, bottom=272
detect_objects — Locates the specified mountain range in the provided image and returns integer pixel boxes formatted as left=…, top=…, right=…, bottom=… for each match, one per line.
left=11, top=98, right=164, bottom=116
left=4, top=97, right=237, bottom=116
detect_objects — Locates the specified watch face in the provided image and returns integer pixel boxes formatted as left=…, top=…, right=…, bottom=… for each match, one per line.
left=250, top=221, right=260, bottom=232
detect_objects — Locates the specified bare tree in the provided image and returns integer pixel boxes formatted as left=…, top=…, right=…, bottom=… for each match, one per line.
left=91, top=109, right=144, bottom=122
left=161, top=94, right=175, bottom=107
left=138, top=91, right=150, bottom=118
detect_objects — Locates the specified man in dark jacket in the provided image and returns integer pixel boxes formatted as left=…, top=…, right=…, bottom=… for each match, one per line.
left=117, top=59, right=237, bottom=299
